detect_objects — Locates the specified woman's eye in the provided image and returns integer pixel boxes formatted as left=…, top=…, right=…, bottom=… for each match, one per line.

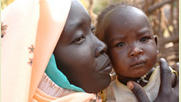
left=73, top=35, right=85, bottom=44
left=140, top=36, right=151, bottom=42
left=115, top=42, right=125, bottom=47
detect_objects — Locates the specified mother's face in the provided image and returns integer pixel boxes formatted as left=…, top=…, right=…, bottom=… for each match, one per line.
left=54, top=0, right=112, bottom=93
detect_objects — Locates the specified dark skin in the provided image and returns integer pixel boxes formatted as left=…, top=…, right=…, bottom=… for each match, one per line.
left=54, top=0, right=112, bottom=93
left=97, top=5, right=178, bottom=101
left=102, top=6, right=157, bottom=86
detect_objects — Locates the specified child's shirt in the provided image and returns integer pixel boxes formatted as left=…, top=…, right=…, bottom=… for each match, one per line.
left=102, top=67, right=160, bottom=102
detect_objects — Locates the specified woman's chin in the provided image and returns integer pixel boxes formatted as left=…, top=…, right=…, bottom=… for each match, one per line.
left=83, top=76, right=111, bottom=93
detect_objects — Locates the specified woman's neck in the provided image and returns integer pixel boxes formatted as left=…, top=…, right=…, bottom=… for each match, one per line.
left=117, top=68, right=154, bottom=87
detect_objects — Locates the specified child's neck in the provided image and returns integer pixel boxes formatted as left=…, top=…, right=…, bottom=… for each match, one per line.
left=118, top=68, right=154, bottom=87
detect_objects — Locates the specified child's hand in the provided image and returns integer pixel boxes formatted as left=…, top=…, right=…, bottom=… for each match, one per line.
left=127, top=58, right=179, bottom=102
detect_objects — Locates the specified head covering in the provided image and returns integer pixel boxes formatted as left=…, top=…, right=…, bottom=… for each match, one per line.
left=1, top=0, right=96, bottom=101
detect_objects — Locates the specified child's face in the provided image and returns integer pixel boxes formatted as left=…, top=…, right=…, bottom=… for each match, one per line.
left=102, top=6, right=157, bottom=78
left=54, top=0, right=112, bottom=93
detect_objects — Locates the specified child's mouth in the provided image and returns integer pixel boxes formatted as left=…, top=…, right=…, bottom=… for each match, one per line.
left=130, top=61, right=146, bottom=68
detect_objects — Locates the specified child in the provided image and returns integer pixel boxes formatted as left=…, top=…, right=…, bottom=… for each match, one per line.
left=95, top=4, right=177, bottom=102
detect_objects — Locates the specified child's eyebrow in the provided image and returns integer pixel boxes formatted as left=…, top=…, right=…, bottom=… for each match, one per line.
left=110, top=34, right=125, bottom=43
left=137, top=27, right=151, bottom=35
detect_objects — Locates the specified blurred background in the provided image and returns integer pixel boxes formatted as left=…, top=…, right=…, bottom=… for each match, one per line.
left=1, top=0, right=179, bottom=65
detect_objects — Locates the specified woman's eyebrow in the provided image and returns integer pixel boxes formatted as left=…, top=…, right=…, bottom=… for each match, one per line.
left=72, top=20, right=83, bottom=28
left=74, top=17, right=91, bottom=28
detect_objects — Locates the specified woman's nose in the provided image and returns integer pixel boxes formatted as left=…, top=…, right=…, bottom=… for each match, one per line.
left=129, top=47, right=143, bottom=57
left=94, top=36, right=107, bottom=57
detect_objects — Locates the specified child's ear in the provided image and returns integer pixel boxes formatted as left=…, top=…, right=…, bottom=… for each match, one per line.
left=153, top=35, right=159, bottom=54
left=153, top=35, right=158, bottom=45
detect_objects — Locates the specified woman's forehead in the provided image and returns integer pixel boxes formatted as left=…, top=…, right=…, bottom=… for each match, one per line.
left=60, top=0, right=91, bottom=43
left=67, top=0, right=90, bottom=26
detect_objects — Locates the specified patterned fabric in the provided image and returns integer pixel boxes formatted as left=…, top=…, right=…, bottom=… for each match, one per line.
left=102, top=67, right=161, bottom=102
left=38, top=73, right=76, bottom=97
left=37, top=73, right=102, bottom=102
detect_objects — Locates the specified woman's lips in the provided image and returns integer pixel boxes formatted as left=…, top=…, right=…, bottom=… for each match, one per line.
left=130, top=61, right=146, bottom=69
left=99, top=61, right=112, bottom=74
left=96, top=54, right=112, bottom=74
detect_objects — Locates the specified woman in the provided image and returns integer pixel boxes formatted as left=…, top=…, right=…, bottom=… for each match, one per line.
left=1, top=0, right=111, bottom=101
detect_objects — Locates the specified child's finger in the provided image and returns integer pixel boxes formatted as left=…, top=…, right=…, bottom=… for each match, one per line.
left=159, top=58, right=172, bottom=91
left=127, top=81, right=150, bottom=102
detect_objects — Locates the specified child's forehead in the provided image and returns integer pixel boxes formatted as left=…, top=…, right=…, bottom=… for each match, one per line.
left=102, top=7, right=152, bottom=40
left=103, top=6, right=150, bottom=31
left=107, top=6, right=146, bottom=21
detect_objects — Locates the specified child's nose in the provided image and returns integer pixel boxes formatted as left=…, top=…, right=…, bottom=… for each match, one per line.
left=129, top=47, right=143, bottom=57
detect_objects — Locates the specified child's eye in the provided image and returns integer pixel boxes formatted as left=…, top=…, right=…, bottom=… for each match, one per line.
left=140, top=36, right=151, bottom=42
left=73, top=35, right=86, bottom=44
left=115, top=42, right=125, bottom=47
